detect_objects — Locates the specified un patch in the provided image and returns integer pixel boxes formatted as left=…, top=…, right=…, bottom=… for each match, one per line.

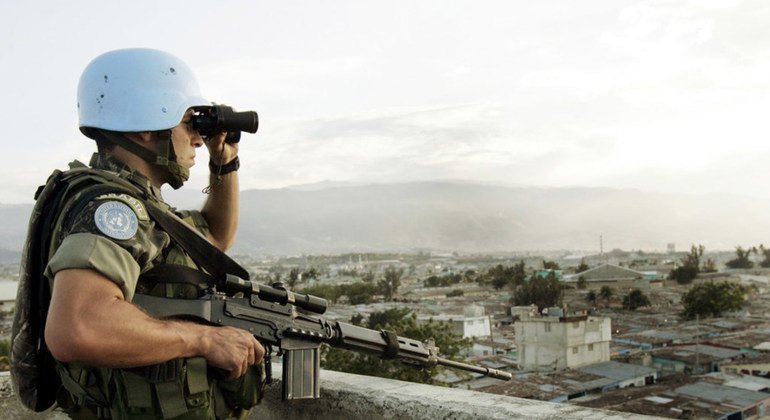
left=94, top=201, right=139, bottom=240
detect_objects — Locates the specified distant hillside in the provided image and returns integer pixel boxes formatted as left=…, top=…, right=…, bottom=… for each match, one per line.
left=2, top=182, right=770, bottom=256
left=233, top=182, right=770, bottom=254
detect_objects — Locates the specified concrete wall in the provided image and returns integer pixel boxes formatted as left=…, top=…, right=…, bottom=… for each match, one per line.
left=257, top=366, right=666, bottom=420
left=458, top=316, right=491, bottom=338
left=0, top=369, right=666, bottom=420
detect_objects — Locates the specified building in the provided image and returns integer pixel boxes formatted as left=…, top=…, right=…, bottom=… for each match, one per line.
left=515, top=313, right=611, bottom=371
left=577, top=361, right=658, bottom=389
left=418, top=305, right=491, bottom=339
left=672, top=381, right=770, bottom=419
left=563, top=263, right=657, bottom=287
left=650, top=344, right=747, bottom=376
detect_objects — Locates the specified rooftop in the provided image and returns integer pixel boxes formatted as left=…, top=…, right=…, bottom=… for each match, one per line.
left=577, top=361, right=658, bottom=382
left=673, top=381, right=770, bottom=408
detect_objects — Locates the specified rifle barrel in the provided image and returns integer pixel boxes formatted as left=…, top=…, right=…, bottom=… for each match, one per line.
left=437, top=357, right=512, bottom=380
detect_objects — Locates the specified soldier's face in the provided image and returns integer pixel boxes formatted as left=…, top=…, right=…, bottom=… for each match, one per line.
left=171, top=109, right=204, bottom=169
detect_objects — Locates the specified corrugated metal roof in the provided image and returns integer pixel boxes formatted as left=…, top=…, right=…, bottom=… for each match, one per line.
left=724, top=376, right=770, bottom=392
left=675, top=381, right=770, bottom=407
left=680, top=344, right=743, bottom=359
left=577, top=361, right=658, bottom=381
left=569, top=263, right=647, bottom=281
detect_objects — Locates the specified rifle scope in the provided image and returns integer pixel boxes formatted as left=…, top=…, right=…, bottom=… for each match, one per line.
left=192, top=104, right=258, bottom=143
left=224, top=276, right=328, bottom=314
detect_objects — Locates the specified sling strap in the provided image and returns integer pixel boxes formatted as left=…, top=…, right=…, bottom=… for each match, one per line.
left=62, top=166, right=251, bottom=284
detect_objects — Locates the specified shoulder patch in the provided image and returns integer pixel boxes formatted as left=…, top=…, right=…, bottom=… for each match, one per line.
left=95, top=193, right=149, bottom=221
left=94, top=201, right=139, bottom=240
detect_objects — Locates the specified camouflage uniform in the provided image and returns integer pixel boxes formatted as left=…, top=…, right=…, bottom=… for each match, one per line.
left=45, top=153, right=263, bottom=420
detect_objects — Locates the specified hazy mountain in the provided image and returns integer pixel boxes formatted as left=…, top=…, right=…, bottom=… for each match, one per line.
left=2, top=182, right=769, bottom=257
left=233, top=182, right=770, bottom=255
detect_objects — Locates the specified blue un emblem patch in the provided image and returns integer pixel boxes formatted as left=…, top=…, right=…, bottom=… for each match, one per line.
left=94, top=200, right=139, bottom=240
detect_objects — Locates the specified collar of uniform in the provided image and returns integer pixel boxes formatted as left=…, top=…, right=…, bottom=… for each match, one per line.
left=88, top=153, right=164, bottom=201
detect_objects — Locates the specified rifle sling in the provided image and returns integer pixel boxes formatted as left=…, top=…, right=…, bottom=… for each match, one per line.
left=143, top=204, right=250, bottom=282
left=65, top=166, right=250, bottom=283
left=380, top=330, right=400, bottom=359
left=136, top=264, right=218, bottom=295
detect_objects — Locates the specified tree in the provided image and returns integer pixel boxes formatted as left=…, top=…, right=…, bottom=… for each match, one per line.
left=622, top=289, right=651, bottom=310
left=512, top=272, right=562, bottom=310
left=726, top=246, right=755, bottom=269
left=446, top=289, right=464, bottom=297
left=701, top=259, right=718, bottom=273
left=542, top=260, right=560, bottom=270
left=670, top=244, right=704, bottom=284
left=512, top=261, right=527, bottom=286
left=303, top=267, right=319, bottom=281
left=379, top=266, right=404, bottom=301
left=586, top=290, right=598, bottom=306
left=287, top=267, right=301, bottom=288
left=484, top=262, right=526, bottom=290
left=321, top=308, right=471, bottom=383
left=599, top=286, right=614, bottom=306
left=576, top=259, right=589, bottom=273
left=302, top=282, right=380, bottom=305
left=361, top=270, right=375, bottom=283
left=576, top=276, right=587, bottom=290
left=760, top=245, right=770, bottom=268
left=681, top=281, right=748, bottom=319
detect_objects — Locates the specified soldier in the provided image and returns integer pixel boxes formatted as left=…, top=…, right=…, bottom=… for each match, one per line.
left=22, top=48, right=265, bottom=419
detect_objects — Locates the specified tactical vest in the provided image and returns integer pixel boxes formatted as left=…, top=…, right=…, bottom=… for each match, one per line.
left=11, top=161, right=263, bottom=419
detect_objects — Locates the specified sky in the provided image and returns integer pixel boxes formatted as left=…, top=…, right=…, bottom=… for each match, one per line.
left=2, top=0, right=770, bottom=205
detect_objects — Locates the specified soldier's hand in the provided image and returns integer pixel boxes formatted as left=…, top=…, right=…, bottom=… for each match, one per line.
left=205, top=131, right=238, bottom=166
left=201, top=325, right=264, bottom=380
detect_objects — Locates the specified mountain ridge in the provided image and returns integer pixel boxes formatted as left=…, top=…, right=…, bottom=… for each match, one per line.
left=1, top=181, right=767, bottom=256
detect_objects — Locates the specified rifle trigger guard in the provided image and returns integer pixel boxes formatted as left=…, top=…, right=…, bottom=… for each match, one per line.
left=380, top=330, right=399, bottom=359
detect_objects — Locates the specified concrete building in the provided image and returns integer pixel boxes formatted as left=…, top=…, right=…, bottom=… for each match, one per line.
left=515, top=314, right=611, bottom=371
left=418, top=305, right=492, bottom=339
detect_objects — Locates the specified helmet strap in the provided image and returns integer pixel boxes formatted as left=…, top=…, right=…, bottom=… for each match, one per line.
left=98, top=130, right=189, bottom=189
left=155, top=130, right=189, bottom=190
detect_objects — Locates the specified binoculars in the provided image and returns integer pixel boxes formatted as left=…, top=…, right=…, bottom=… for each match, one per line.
left=192, top=105, right=258, bottom=143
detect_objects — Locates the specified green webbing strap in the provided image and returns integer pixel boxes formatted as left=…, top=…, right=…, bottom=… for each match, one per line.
left=154, top=381, right=188, bottom=419
left=185, top=357, right=210, bottom=395
left=143, top=204, right=250, bottom=282
left=100, top=131, right=161, bottom=166
left=56, top=364, right=109, bottom=407
left=99, top=130, right=189, bottom=189
left=121, top=371, right=153, bottom=409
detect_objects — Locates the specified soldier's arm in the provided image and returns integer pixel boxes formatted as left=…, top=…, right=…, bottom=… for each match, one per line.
left=201, top=132, right=239, bottom=251
left=45, top=268, right=263, bottom=379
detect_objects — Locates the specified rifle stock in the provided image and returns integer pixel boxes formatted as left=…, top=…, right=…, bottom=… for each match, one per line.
left=133, top=280, right=512, bottom=400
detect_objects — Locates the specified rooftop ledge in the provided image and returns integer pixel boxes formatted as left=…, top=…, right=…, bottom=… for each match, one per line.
left=0, top=369, right=664, bottom=420
left=259, top=366, right=664, bottom=420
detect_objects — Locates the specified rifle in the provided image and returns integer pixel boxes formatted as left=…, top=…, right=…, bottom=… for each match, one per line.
left=132, top=274, right=512, bottom=400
